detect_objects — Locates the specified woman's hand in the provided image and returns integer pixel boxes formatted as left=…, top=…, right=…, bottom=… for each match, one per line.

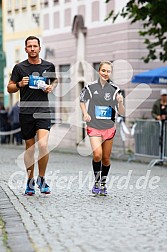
left=116, top=93, right=123, bottom=104
left=83, top=113, right=91, bottom=122
left=116, top=93, right=125, bottom=116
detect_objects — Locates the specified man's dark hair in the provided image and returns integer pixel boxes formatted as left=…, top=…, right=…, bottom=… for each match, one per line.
left=25, top=36, right=40, bottom=46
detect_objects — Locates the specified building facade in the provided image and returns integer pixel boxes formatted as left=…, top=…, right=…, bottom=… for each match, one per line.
left=3, top=0, right=166, bottom=151
left=3, top=0, right=42, bottom=106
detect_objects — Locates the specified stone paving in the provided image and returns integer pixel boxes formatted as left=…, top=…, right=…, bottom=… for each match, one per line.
left=0, top=144, right=167, bottom=252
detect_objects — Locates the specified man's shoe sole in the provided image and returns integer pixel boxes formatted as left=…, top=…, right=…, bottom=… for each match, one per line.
left=24, top=192, right=35, bottom=196
left=41, top=191, right=51, bottom=194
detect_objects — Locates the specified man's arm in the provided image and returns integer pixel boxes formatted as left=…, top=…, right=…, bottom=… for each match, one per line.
left=51, top=78, right=58, bottom=89
left=151, top=102, right=160, bottom=120
left=7, top=80, right=20, bottom=93
left=44, top=64, right=58, bottom=93
left=44, top=78, right=58, bottom=93
left=7, top=77, right=29, bottom=93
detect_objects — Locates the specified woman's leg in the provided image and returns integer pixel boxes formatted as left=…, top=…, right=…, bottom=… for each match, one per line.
left=102, top=138, right=113, bottom=165
left=100, top=139, right=114, bottom=194
left=89, top=136, right=102, bottom=192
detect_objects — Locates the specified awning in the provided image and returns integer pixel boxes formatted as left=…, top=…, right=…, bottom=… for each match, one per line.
left=131, top=66, right=167, bottom=84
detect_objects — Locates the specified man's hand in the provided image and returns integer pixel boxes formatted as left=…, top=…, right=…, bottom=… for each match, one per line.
left=159, top=115, right=166, bottom=120
left=19, top=76, right=29, bottom=87
left=44, top=79, right=58, bottom=93
left=44, top=84, right=54, bottom=93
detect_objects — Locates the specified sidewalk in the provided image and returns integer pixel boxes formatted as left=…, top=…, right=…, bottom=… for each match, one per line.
left=0, top=188, right=34, bottom=252
left=0, top=144, right=167, bottom=252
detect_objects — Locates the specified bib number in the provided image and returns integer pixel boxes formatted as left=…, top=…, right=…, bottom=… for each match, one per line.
left=29, top=75, right=46, bottom=89
left=95, top=106, right=112, bottom=119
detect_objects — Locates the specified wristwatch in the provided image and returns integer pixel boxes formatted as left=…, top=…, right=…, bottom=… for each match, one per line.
left=16, top=82, right=20, bottom=89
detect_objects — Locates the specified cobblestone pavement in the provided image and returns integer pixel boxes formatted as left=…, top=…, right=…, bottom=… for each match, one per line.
left=0, top=144, right=167, bottom=252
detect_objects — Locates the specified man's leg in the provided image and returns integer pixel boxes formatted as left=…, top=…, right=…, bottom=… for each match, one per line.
left=36, top=129, right=51, bottom=194
left=24, top=138, right=35, bottom=178
left=37, top=129, right=49, bottom=177
left=24, top=138, right=35, bottom=195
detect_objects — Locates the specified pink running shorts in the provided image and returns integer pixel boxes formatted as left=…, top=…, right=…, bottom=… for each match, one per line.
left=87, top=126, right=116, bottom=141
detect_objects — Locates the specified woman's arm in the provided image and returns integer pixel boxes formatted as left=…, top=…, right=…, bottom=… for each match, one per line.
left=116, top=93, right=125, bottom=116
left=80, top=102, right=91, bottom=122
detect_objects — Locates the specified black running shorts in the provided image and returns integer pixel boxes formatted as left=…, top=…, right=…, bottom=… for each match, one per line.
left=19, top=114, right=51, bottom=140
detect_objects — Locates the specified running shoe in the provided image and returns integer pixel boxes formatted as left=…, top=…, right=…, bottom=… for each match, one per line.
left=36, top=176, right=51, bottom=194
left=92, top=181, right=100, bottom=194
left=100, top=183, right=107, bottom=196
left=25, top=178, right=35, bottom=196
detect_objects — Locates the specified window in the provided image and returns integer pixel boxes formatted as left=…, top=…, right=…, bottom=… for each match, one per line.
left=64, top=8, right=71, bottom=27
left=21, top=0, right=27, bottom=9
left=30, top=0, right=37, bottom=7
left=44, top=14, right=49, bottom=30
left=59, top=65, right=71, bottom=123
left=93, top=62, right=100, bottom=80
left=106, top=0, right=114, bottom=17
left=40, top=0, right=49, bottom=8
left=77, top=5, right=85, bottom=18
left=53, top=0, right=59, bottom=5
left=15, top=48, right=20, bottom=64
left=91, top=1, right=99, bottom=22
left=53, top=12, right=60, bottom=28
left=7, top=0, right=12, bottom=12
left=14, top=0, right=19, bottom=11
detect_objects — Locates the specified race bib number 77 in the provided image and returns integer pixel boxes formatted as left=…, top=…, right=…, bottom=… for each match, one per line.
left=95, top=106, right=112, bottom=119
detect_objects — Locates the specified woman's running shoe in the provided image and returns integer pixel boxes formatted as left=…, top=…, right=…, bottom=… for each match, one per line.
left=92, top=181, right=100, bottom=194
left=99, top=183, right=107, bottom=196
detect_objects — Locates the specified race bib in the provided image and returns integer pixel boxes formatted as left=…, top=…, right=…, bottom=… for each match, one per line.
left=95, top=106, right=112, bottom=119
left=29, top=75, right=47, bottom=89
